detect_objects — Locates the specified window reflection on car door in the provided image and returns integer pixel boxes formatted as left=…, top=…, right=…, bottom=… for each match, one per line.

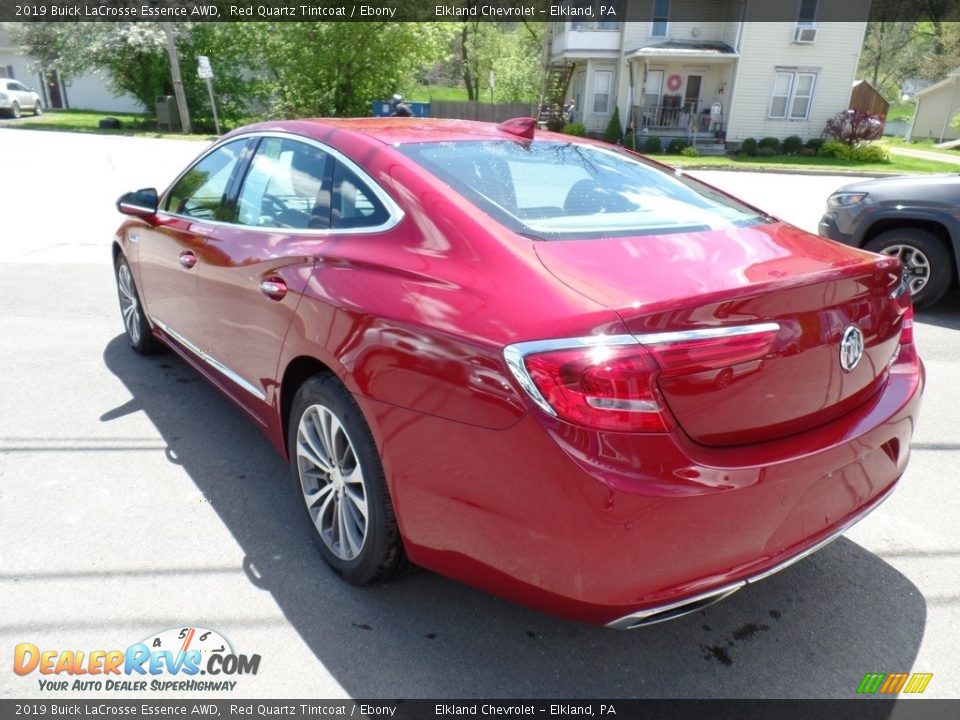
left=136, top=138, right=251, bottom=350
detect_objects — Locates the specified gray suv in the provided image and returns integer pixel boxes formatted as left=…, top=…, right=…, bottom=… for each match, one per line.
left=820, top=175, right=960, bottom=308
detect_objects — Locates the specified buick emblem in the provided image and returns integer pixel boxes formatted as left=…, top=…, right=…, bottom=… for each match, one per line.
left=839, top=325, right=864, bottom=372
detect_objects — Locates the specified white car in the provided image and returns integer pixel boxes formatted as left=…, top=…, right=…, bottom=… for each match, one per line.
left=0, top=79, right=42, bottom=119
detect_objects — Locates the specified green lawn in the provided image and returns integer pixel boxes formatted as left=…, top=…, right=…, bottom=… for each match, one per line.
left=1, top=109, right=214, bottom=140
left=663, top=151, right=959, bottom=175
left=880, top=136, right=960, bottom=157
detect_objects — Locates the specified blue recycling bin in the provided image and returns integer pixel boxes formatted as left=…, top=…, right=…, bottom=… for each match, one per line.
left=372, top=100, right=430, bottom=118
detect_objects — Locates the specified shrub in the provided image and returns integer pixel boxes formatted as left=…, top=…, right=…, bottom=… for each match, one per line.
left=603, top=107, right=623, bottom=144
left=823, top=110, right=884, bottom=146
left=819, top=141, right=852, bottom=159
left=563, top=122, right=587, bottom=137
left=850, top=143, right=890, bottom=162
left=680, top=146, right=700, bottom=157
left=643, top=135, right=662, bottom=154
left=739, top=137, right=758, bottom=156
left=666, top=138, right=690, bottom=154
left=755, top=146, right=778, bottom=157
left=623, top=132, right=636, bottom=151
left=805, top=138, right=824, bottom=152
left=759, top=136, right=781, bottom=152
left=782, top=135, right=803, bottom=155
left=799, top=148, right=818, bottom=156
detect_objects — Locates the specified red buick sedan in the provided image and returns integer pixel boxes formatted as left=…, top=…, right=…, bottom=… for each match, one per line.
left=113, top=118, right=923, bottom=628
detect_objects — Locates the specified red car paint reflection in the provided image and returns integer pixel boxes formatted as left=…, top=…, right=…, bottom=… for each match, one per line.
left=112, top=118, right=923, bottom=628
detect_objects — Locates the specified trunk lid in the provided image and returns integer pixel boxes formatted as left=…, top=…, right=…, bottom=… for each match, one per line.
left=533, top=222, right=907, bottom=446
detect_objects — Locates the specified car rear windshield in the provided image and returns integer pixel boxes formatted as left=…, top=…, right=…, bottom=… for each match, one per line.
left=398, top=140, right=768, bottom=240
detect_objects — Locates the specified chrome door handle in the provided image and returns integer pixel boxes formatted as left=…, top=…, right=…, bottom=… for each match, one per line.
left=259, top=278, right=287, bottom=301
left=178, top=251, right=197, bottom=269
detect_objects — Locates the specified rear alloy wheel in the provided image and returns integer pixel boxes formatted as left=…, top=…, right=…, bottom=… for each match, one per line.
left=866, top=228, right=953, bottom=309
left=33, top=100, right=42, bottom=116
left=115, top=254, right=161, bottom=355
left=10, top=102, right=20, bottom=119
left=289, top=375, right=408, bottom=585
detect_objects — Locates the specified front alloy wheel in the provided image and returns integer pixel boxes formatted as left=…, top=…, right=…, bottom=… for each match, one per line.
left=114, top=254, right=161, bottom=355
left=288, top=375, right=408, bottom=584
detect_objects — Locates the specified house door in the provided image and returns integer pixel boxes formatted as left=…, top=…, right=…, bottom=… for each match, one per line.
left=683, top=75, right=702, bottom=114
left=45, top=71, right=64, bottom=109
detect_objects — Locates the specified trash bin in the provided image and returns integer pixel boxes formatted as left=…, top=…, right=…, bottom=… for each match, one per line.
left=156, top=95, right=181, bottom=132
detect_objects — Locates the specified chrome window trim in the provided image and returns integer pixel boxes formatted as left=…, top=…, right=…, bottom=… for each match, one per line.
left=503, top=323, right=781, bottom=417
left=152, top=318, right=266, bottom=401
left=159, top=131, right=404, bottom=236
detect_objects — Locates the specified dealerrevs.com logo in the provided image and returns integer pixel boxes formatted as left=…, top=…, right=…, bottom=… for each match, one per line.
left=14, top=626, right=260, bottom=692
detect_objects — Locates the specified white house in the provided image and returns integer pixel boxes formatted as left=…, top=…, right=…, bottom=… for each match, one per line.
left=906, top=68, right=960, bottom=143
left=545, top=0, right=870, bottom=147
left=0, top=27, right=141, bottom=113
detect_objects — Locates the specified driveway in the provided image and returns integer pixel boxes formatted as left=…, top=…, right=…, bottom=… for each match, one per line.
left=1, top=129, right=957, bottom=700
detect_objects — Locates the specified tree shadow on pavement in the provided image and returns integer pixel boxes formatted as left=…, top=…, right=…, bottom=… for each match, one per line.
left=102, top=335, right=926, bottom=699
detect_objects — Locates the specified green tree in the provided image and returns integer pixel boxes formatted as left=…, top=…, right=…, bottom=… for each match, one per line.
left=252, top=22, right=454, bottom=117
left=6, top=22, right=259, bottom=130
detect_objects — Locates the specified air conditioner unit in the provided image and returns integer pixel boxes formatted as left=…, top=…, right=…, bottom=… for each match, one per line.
left=794, top=26, right=818, bottom=43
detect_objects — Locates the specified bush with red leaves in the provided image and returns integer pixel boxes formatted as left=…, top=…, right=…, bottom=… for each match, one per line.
left=823, top=110, right=885, bottom=147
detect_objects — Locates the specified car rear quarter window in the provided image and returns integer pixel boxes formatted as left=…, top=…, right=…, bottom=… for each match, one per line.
left=331, top=162, right=389, bottom=230
left=165, top=139, right=247, bottom=221
left=399, top=140, right=767, bottom=240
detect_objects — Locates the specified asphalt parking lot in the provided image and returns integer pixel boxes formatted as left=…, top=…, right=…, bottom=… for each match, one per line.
left=1, top=129, right=958, bottom=699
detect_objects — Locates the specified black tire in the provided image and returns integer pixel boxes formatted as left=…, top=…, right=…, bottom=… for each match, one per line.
left=865, top=227, right=953, bottom=309
left=10, top=102, right=20, bottom=119
left=114, top=254, right=162, bottom=355
left=33, top=100, right=42, bottom=116
left=288, top=374, right=408, bottom=585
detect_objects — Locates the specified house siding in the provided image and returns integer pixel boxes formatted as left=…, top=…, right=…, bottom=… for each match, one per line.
left=724, top=21, right=867, bottom=142
left=910, top=80, right=960, bottom=142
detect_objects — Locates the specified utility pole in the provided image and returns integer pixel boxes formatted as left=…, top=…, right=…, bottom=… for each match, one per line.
left=162, top=22, right=191, bottom=134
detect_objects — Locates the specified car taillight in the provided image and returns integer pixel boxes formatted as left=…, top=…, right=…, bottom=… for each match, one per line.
left=900, top=304, right=914, bottom=345
left=505, top=324, right=780, bottom=433
left=524, top=344, right=673, bottom=432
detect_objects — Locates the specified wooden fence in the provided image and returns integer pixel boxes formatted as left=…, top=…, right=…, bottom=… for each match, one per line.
left=429, top=100, right=538, bottom=123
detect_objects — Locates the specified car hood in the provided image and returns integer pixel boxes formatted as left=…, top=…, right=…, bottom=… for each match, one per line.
left=833, top=173, right=960, bottom=196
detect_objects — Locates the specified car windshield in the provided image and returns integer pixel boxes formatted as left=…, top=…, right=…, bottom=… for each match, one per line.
left=398, top=140, right=769, bottom=240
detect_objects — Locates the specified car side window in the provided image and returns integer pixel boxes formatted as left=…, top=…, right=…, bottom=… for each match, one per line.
left=236, top=138, right=331, bottom=230
left=331, top=162, right=389, bottom=230
left=165, top=139, right=246, bottom=221
left=10, top=82, right=27, bottom=92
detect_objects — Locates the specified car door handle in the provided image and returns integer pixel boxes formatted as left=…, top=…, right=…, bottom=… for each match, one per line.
left=178, top=251, right=197, bottom=269
left=259, top=278, right=287, bottom=301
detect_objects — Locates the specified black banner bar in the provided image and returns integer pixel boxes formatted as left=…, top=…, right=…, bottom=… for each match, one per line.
left=2, top=700, right=960, bottom=720
left=1, top=0, right=958, bottom=23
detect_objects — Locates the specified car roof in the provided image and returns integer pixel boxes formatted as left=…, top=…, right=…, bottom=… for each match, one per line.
left=226, top=117, right=564, bottom=147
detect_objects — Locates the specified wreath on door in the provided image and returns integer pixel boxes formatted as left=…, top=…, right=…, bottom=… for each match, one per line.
left=666, top=74, right=682, bottom=92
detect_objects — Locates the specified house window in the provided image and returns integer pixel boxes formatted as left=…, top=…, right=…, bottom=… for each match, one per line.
left=797, top=0, right=817, bottom=25
left=592, top=70, right=613, bottom=113
left=769, top=70, right=817, bottom=120
left=651, top=0, right=669, bottom=37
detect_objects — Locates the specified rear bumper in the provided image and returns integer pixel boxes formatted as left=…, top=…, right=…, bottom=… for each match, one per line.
left=605, top=481, right=896, bottom=629
left=368, top=344, right=924, bottom=626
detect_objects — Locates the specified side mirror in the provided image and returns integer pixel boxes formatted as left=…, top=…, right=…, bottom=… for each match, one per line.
left=117, top=188, right=159, bottom=217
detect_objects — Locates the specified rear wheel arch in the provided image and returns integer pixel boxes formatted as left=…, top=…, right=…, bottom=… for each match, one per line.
left=279, top=356, right=338, bottom=457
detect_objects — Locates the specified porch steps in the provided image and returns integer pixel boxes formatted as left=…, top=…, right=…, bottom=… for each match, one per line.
left=539, top=62, right=575, bottom=124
